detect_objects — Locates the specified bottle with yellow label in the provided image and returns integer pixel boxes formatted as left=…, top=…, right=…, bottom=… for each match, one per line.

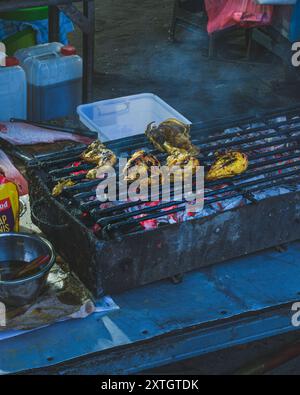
left=0, top=171, right=19, bottom=233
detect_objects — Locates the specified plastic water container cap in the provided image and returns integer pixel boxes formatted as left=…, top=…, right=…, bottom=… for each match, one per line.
left=61, top=45, right=77, bottom=56
left=5, top=57, right=20, bottom=67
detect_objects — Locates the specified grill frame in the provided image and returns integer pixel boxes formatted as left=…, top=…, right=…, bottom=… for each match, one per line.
left=26, top=106, right=300, bottom=297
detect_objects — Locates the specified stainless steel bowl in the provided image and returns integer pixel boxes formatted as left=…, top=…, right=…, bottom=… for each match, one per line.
left=0, top=233, right=55, bottom=307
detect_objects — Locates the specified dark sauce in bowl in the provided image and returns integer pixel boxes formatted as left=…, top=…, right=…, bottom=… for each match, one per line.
left=0, top=260, right=43, bottom=281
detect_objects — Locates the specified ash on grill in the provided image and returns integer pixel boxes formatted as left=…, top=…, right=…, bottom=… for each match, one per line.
left=26, top=107, right=300, bottom=296
left=34, top=113, right=300, bottom=238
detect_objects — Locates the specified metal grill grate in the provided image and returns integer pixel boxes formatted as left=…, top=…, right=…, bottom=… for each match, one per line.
left=29, top=106, right=300, bottom=239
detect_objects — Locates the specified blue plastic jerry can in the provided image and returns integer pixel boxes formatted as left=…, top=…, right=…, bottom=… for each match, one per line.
left=20, top=44, right=82, bottom=122
left=0, top=57, right=26, bottom=121
left=15, top=42, right=64, bottom=65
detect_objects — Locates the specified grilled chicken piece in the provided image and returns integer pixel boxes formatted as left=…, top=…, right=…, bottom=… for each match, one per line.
left=146, top=118, right=199, bottom=156
left=52, top=179, right=75, bottom=197
left=167, top=149, right=200, bottom=180
left=206, top=152, right=249, bottom=182
left=86, top=151, right=117, bottom=180
left=81, top=140, right=117, bottom=179
left=81, top=140, right=116, bottom=165
left=123, top=150, right=160, bottom=183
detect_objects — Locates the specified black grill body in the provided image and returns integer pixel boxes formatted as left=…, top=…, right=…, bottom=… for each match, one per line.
left=27, top=107, right=300, bottom=297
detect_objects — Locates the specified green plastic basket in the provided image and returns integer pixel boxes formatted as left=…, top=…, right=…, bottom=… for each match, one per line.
left=3, top=29, right=36, bottom=56
left=0, top=7, right=49, bottom=56
left=0, top=7, right=49, bottom=22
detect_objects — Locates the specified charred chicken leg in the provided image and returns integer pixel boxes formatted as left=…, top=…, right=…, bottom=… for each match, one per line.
left=167, top=149, right=200, bottom=180
left=123, top=150, right=161, bottom=184
left=146, top=118, right=199, bottom=156
left=81, top=140, right=117, bottom=179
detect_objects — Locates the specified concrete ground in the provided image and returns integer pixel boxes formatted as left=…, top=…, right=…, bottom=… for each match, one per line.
left=74, top=0, right=300, bottom=124
left=70, top=0, right=300, bottom=374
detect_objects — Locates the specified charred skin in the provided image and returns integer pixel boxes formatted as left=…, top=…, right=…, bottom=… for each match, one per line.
left=86, top=150, right=117, bottom=180
left=81, top=140, right=105, bottom=164
left=81, top=140, right=114, bottom=165
left=81, top=140, right=117, bottom=179
left=146, top=118, right=199, bottom=156
left=167, top=149, right=200, bottom=180
left=123, top=150, right=161, bottom=184
left=52, top=179, right=75, bottom=197
left=206, top=152, right=249, bottom=181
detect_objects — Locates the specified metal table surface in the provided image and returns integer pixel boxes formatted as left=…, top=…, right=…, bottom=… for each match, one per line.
left=1, top=241, right=300, bottom=374
left=0, top=0, right=95, bottom=103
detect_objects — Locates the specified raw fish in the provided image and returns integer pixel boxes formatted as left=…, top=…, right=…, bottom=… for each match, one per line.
left=0, top=122, right=92, bottom=146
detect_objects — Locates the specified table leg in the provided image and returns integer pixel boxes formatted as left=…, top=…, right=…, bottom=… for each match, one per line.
left=208, top=34, right=215, bottom=59
left=82, top=0, right=95, bottom=103
left=169, top=0, right=180, bottom=42
left=49, top=5, right=60, bottom=42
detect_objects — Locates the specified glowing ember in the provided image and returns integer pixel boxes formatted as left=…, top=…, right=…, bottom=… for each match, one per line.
left=85, top=116, right=300, bottom=235
left=67, top=161, right=87, bottom=176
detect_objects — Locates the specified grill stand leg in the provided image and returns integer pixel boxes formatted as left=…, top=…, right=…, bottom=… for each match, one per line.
left=48, top=5, right=60, bottom=42
left=245, top=28, right=253, bottom=60
left=50, top=1, right=95, bottom=103
left=82, top=0, right=95, bottom=103
left=169, top=0, right=180, bottom=42
left=208, top=34, right=215, bottom=58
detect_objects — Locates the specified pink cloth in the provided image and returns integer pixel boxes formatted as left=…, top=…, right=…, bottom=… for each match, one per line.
left=0, top=149, right=28, bottom=196
left=204, top=0, right=273, bottom=34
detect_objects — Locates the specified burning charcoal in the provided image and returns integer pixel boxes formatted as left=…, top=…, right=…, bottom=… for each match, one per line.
left=26, top=108, right=300, bottom=297
left=140, top=219, right=159, bottom=230
left=69, top=161, right=88, bottom=176
left=92, top=223, right=101, bottom=234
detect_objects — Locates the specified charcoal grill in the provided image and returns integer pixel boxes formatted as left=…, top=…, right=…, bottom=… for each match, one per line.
left=25, top=107, right=300, bottom=297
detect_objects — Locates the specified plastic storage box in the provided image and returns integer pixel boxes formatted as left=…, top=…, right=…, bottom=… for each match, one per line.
left=77, top=93, right=191, bottom=141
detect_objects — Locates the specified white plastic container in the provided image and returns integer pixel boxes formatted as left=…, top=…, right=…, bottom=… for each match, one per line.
left=0, top=57, right=26, bottom=121
left=21, top=45, right=82, bottom=122
left=77, top=93, right=191, bottom=142
left=15, top=42, right=63, bottom=65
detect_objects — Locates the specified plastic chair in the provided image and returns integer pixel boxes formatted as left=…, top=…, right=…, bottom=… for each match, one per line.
left=169, top=0, right=254, bottom=61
